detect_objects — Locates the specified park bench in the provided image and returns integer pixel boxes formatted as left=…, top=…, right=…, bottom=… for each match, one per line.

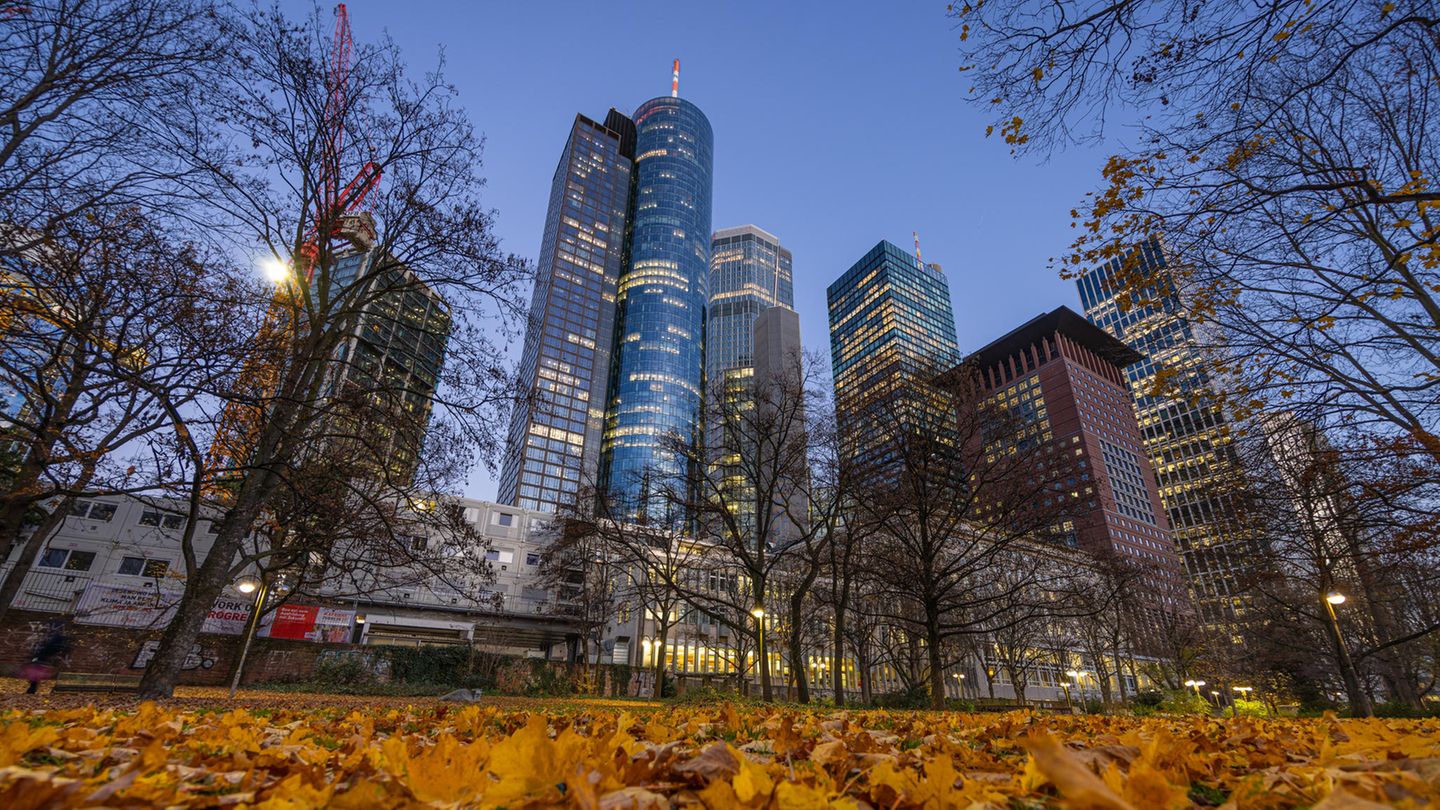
left=50, top=672, right=143, bottom=694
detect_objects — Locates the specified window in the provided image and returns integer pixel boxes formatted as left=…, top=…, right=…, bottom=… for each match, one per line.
left=494, top=512, right=515, bottom=527
left=484, top=549, right=514, bottom=564
left=69, top=500, right=117, bottom=521
left=140, top=510, right=185, bottom=530
left=118, top=557, right=169, bottom=577
left=410, top=536, right=428, bottom=552
left=525, top=552, right=541, bottom=566
left=38, top=548, right=69, bottom=568
left=63, top=551, right=96, bottom=571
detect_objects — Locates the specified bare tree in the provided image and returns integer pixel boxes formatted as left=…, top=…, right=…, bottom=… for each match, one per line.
left=0, top=211, right=244, bottom=622
left=644, top=351, right=836, bottom=701
left=848, top=360, right=1093, bottom=708
left=952, top=2, right=1440, bottom=460
left=137, top=5, right=526, bottom=698
left=0, top=0, right=220, bottom=244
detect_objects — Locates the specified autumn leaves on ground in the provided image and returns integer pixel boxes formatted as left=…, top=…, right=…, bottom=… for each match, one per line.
left=3, top=693, right=1439, bottom=809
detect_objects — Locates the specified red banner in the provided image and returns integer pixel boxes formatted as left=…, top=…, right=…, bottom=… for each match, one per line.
left=258, top=604, right=354, bottom=643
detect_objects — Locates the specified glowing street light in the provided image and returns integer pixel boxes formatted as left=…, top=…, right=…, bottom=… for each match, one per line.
left=1232, top=686, right=1254, bottom=696
left=1326, top=592, right=1347, bottom=605
left=229, top=575, right=271, bottom=699
left=260, top=257, right=290, bottom=285
left=1184, top=679, right=1207, bottom=696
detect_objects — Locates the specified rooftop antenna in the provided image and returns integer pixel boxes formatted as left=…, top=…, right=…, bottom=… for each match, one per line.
left=671, top=59, right=680, bottom=97
left=913, top=231, right=924, bottom=268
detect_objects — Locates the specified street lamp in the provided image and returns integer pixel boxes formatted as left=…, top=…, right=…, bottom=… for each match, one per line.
left=260, top=257, right=290, bottom=286
left=1320, top=589, right=1371, bottom=716
left=751, top=606, right=767, bottom=699
left=1184, top=679, right=1207, bottom=697
left=229, top=575, right=270, bottom=699
left=1232, top=686, right=1254, bottom=697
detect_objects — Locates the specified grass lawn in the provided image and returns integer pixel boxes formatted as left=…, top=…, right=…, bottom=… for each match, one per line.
left=2, top=681, right=1438, bottom=807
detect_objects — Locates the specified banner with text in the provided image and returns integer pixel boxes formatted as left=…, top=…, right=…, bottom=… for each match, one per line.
left=257, top=604, right=355, bottom=643
left=73, top=582, right=249, bottom=635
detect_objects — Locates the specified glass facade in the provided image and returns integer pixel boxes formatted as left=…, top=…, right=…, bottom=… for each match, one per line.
left=325, top=250, right=451, bottom=485
left=600, top=96, right=714, bottom=523
left=499, top=112, right=635, bottom=513
left=1077, top=237, right=1261, bottom=626
left=827, top=240, right=959, bottom=470
left=706, top=225, right=793, bottom=395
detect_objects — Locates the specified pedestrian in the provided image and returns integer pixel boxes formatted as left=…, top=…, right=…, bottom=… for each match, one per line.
left=19, top=620, right=72, bottom=694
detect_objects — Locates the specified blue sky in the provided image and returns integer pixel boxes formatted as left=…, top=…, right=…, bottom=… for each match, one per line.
left=334, top=1, right=1115, bottom=499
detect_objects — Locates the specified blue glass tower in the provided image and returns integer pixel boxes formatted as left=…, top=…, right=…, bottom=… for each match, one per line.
left=827, top=240, right=960, bottom=472
left=600, top=95, right=714, bottom=522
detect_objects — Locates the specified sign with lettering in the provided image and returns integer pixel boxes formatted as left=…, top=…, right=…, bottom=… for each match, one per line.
left=257, top=604, right=355, bottom=643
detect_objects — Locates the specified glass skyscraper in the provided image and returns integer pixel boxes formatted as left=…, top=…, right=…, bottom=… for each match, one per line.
left=599, top=95, right=714, bottom=523
left=827, top=240, right=960, bottom=470
left=1077, top=237, right=1261, bottom=627
left=706, top=226, right=793, bottom=396
left=499, top=111, right=636, bottom=513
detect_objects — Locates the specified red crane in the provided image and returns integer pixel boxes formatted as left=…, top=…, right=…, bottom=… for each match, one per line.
left=207, top=3, right=382, bottom=491
left=300, top=2, right=382, bottom=274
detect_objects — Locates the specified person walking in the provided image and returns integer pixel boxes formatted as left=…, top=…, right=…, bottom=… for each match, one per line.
left=19, top=620, right=73, bottom=694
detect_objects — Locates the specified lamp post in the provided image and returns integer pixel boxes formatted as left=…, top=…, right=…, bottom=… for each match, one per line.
left=952, top=672, right=966, bottom=699
left=1066, top=669, right=1083, bottom=712
left=1184, top=678, right=1206, bottom=698
left=1321, top=590, right=1372, bottom=717
left=229, top=576, right=270, bottom=699
left=751, top=606, right=768, bottom=701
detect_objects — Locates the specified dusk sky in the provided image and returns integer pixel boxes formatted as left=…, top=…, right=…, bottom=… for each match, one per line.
left=333, top=1, right=1118, bottom=499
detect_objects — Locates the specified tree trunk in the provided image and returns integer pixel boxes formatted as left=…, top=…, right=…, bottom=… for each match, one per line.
left=652, top=618, right=669, bottom=699
left=925, top=610, right=946, bottom=710
left=138, top=484, right=267, bottom=698
left=789, top=588, right=809, bottom=703
left=831, top=608, right=846, bottom=706
left=0, top=500, right=73, bottom=624
left=857, top=639, right=872, bottom=705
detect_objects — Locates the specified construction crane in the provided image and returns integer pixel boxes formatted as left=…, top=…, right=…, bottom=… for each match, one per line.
left=206, top=3, right=382, bottom=493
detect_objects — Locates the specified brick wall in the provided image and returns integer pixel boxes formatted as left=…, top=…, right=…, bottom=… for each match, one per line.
left=0, top=609, right=348, bottom=687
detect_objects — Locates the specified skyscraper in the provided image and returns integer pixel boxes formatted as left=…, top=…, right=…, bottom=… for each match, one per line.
left=324, top=249, right=451, bottom=485
left=599, top=94, right=714, bottom=522
left=1077, top=238, right=1260, bottom=626
left=499, top=111, right=636, bottom=513
left=707, top=226, right=793, bottom=397
left=827, top=240, right=959, bottom=470
left=966, top=306, right=1192, bottom=610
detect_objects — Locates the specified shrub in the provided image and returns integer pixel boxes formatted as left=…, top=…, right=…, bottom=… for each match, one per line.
left=875, top=685, right=932, bottom=709
left=1133, top=689, right=1164, bottom=708
left=1371, top=700, right=1440, bottom=719
left=1158, top=689, right=1213, bottom=715
left=313, top=654, right=379, bottom=688
left=1225, top=698, right=1268, bottom=717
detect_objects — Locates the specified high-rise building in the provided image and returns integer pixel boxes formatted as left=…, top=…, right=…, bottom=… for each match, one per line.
left=827, top=240, right=959, bottom=471
left=967, top=306, right=1192, bottom=610
left=499, top=111, right=636, bottom=513
left=599, top=94, right=714, bottom=522
left=1077, top=238, right=1260, bottom=626
left=321, top=249, right=451, bottom=486
left=707, top=226, right=793, bottom=398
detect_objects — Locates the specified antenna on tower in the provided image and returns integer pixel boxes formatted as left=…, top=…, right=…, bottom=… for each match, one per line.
left=672, top=59, right=680, bottom=97
left=913, top=231, right=924, bottom=267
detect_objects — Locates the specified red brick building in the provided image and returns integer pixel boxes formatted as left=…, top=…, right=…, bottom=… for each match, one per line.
left=967, top=307, right=1191, bottom=611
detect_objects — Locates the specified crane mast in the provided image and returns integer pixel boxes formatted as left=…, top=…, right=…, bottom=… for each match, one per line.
left=206, top=3, right=383, bottom=494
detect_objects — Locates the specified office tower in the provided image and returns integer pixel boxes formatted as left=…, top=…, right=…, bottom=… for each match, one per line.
left=1077, top=238, right=1259, bottom=626
left=967, top=306, right=1191, bottom=609
left=827, top=240, right=959, bottom=471
left=599, top=93, right=714, bottom=522
left=322, top=249, right=451, bottom=485
left=499, top=111, right=636, bottom=513
left=707, top=226, right=793, bottom=397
